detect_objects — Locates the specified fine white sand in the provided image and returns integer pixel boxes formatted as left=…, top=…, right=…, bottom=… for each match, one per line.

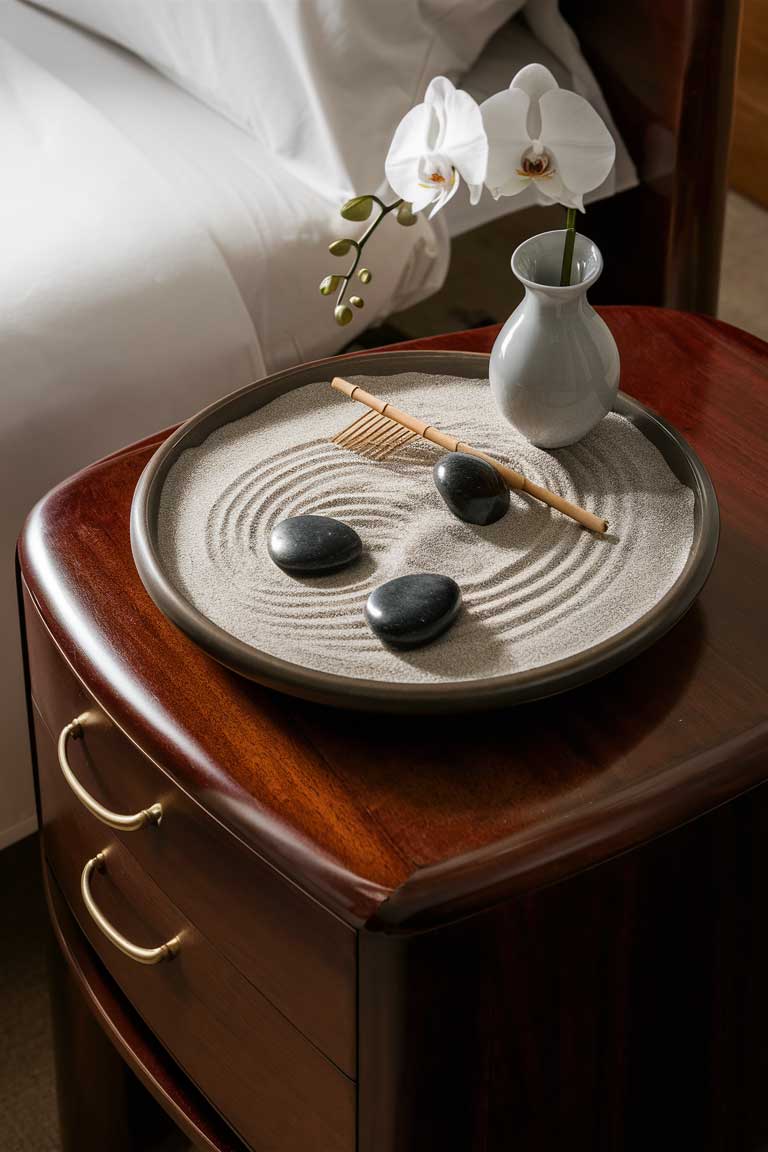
left=157, top=373, right=695, bottom=684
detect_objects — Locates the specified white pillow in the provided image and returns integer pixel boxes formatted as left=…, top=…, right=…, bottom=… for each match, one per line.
left=30, top=0, right=525, bottom=197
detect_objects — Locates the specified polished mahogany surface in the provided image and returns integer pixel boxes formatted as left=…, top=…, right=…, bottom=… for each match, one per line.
left=563, top=0, right=739, bottom=313
left=35, top=707, right=355, bottom=1152
left=25, top=591, right=356, bottom=1074
left=359, top=784, right=768, bottom=1152
left=45, top=861, right=252, bottom=1152
left=19, top=309, right=768, bottom=929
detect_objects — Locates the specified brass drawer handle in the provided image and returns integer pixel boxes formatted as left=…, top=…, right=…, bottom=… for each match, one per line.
left=58, top=713, right=162, bottom=831
left=81, top=851, right=181, bottom=965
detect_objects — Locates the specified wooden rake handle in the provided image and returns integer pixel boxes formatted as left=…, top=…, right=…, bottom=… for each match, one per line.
left=331, top=377, right=608, bottom=534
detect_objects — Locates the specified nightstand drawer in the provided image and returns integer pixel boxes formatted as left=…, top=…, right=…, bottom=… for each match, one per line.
left=35, top=709, right=355, bottom=1152
left=24, top=592, right=355, bottom=1076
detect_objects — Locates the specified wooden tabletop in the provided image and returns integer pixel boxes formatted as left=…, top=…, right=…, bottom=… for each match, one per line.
left=19, top=308, right=768, bottom=931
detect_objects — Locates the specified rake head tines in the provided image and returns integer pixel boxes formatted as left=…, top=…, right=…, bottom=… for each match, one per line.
left=331, top=409, right=419, bottom=461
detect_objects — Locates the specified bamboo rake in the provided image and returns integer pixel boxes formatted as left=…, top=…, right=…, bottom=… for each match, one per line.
left=330, top=377, right=608, bottom=534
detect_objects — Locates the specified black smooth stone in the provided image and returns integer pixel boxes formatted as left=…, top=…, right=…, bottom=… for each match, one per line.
left=433, top=452, right=510, bottom=525
left=268, top=514, right=362, bottom=574
left=365, top=573, right=462, bottom=648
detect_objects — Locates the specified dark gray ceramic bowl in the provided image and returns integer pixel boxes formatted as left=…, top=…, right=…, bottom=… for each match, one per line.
left=130, top=350, right=719, bottom=713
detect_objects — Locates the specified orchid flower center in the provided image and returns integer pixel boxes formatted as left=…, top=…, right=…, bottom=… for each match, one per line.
left=417, top=154, right=455, bottom=192
left=517, top=141, right=555, bottom=180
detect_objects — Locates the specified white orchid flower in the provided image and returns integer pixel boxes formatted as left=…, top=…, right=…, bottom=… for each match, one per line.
left=385, top=76, right=488, bottom=219
left=481, top=64, right=615, bottom=211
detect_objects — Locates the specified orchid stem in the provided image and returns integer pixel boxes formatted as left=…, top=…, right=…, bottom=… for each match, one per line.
left=560, top=207, right=577, bottom=287
left=336, top=198, right=403, bottom=309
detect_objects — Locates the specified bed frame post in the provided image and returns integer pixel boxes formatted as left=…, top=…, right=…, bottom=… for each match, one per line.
left=562, top=0, right=741, bottom=314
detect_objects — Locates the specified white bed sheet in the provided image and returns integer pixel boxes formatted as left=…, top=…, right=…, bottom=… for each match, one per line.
left=0, top=0, right=449, bottom=368
left=1, top=2, right=636, bottom=358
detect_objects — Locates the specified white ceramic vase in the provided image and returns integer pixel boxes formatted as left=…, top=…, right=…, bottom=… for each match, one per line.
left=489, top=230, right=620, bottom=449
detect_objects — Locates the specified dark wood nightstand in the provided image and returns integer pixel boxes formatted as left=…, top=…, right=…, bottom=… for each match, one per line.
left=18, top=310, right=768, bottom=1151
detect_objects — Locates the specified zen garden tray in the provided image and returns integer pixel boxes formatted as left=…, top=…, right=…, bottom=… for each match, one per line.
left=130, top=350, right=719, bottom=713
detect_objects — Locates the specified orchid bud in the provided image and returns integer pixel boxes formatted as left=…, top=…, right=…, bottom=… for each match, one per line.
left=396, top=202, right=417, bottom=227
left=340, top=196, right=374, bottom=222
left=319, top=275, right=341, bottom=296
left=329, top=238, right=354, bottom=257
left=334, top=304, right=353, bottom=326
left=358, top=268, right=372, bottom=284
left=350, top=296, right=364, bottom=309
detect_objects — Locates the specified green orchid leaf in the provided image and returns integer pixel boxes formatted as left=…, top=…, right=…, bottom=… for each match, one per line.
left=319, top=274, right=342, bottom=296
left=334, top=304, right=354, bottom=326
left=340, top=195, right=374, bottom=222
left=396, top=202, right=418, bottom=227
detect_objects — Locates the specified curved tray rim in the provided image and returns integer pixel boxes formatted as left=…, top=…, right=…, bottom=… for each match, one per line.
left=130, top=349, right=720, bottom=713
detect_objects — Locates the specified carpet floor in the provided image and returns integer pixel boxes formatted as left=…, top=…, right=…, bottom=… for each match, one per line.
left=718, top=191, right=768, bottom=341
left=0, top=834, right=58, bottom=1151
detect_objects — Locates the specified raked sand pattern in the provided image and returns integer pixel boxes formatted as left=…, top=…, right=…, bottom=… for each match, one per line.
left=157, top=373, right=695, bottom=684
